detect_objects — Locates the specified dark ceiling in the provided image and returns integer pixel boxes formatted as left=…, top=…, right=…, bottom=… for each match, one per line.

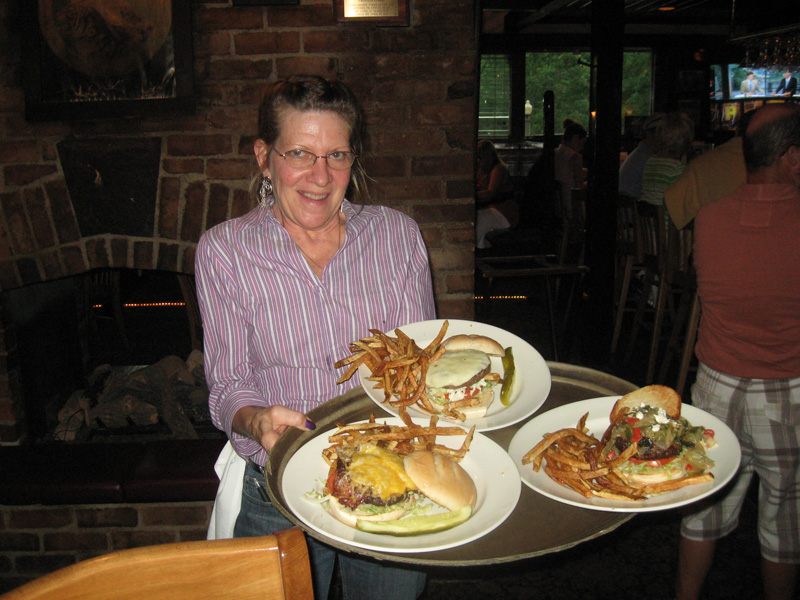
left=482, top=0, right=800, bottom=35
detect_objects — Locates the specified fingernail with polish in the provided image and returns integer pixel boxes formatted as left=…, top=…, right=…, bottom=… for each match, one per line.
left=305, top=419, right=316, bottom=431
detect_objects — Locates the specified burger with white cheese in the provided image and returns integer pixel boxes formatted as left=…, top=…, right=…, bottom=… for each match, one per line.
left=600, top=385, right=716, bottom=486
left=424, top=334, right=505, bottom=419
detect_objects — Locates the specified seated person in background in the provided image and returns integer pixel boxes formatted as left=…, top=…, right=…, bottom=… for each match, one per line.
left=664, top=110, right=753, bottom=229
left=640, top=112, right=694, bottom=217
left=772, top=70, right=797, bottom=97
left=619, top=113, right=664, bottom=199
left=475, top=139, right=517, bottom=249
left=740, top=71, right=764, bottom=96
left=554, top=118, right=588, bottom=218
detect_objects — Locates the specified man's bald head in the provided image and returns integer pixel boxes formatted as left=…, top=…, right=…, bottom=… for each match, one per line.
left=743, top=104, right=800, bottom=175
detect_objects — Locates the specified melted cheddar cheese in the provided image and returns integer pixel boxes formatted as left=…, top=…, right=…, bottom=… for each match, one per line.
left=347, top=443, right=416, bottom=500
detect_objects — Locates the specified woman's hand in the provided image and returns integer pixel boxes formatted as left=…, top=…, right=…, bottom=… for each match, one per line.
left=233, top=405, right=315, bottom=452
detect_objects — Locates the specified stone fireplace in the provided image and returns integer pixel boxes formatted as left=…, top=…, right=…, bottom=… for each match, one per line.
left=0, top=135, right=254, bottom=446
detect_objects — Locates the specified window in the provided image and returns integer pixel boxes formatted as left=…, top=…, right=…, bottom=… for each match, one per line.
left=478, top=50, right=652, bottom=139
left=478, top=55, right=511, bottom=138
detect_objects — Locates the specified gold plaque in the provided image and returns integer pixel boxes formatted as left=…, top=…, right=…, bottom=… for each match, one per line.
left=335, top=0, right=409, bottom=25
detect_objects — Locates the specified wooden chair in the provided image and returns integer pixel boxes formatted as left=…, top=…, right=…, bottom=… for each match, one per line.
left=476, top=188, right=588, bottom=360
left=610, top=193, right=644, bottom=353
left=0, top=527, right=313, bottom=600
left=622, top=201, right=668, bottom=382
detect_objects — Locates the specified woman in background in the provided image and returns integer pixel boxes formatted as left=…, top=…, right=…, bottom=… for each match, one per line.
left=554, top=118, right=588, bottom=218
left=475, top=139, right=517, bottom=249
left=640, top=112, right=695, bottom=214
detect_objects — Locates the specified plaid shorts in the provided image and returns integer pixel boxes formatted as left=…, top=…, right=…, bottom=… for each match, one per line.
left=680, top=363, right=800, bottom=563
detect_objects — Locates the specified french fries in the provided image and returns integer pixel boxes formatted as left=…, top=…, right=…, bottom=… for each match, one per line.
left=335, top=321, right=466, bottom=418
left=522, top=412, right=713, bottom=501
left=323, top=408, right=475, bottom=465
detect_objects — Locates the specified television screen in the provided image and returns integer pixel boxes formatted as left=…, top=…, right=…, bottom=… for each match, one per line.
left=718, top=65, right=798, bottom=98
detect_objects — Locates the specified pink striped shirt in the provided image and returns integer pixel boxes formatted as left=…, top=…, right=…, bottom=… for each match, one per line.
left=195, top=200, right=436, bottom=464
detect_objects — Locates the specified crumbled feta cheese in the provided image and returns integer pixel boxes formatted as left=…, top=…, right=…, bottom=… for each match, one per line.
left=652, top=424, right=661, bottom=432
left=635, top=410, right=644, bottom=420
left=655, top=409, right=669, bottom=424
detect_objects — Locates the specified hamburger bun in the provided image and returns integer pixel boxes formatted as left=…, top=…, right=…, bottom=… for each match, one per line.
left=403, top=450, right=477, bottom=511
left=442, top=334, right=505, bottom=357
left=610, top=385, right=681, bottom=424
left=324, top=497, right=408, bottom=528
left=626, top=464, right=685, bottom=487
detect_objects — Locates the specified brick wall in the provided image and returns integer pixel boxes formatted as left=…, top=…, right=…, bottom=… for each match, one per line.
left=0, top=501, right=213, bottom=592
left=0, top=0, right=479, bottom=444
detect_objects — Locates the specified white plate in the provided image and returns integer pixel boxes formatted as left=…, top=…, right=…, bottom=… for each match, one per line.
left=508, top=396, right=741, bottom=512
left=357, top=319, right=551, bottom=432
left=283, top=417, right=521, bottom=553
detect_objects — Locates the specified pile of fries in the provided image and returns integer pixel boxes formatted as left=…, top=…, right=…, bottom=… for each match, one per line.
left=335, top=321, right=452, bottom=416
left=322, top=407, right=475, bottom=466
left=522, top=412, right=713, bottom=501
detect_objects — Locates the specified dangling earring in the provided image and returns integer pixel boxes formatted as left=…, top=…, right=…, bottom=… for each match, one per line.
left=258, top=176, right=273, bottom=208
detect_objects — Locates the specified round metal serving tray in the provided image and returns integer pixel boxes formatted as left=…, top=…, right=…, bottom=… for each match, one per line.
left=264, top=362, right=639, bottom=566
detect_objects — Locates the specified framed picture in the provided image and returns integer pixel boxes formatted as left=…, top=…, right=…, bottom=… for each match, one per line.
left=335, top=0, right=410, bottom=26
left=20, top=0, right=195, bottom=122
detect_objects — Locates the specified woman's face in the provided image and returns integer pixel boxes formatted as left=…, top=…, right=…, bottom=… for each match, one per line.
left=255, top=108, right=352, bottom=232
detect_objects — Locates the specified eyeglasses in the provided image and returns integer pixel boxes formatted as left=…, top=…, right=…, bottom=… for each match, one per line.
left=272, top=147, right=358, bottom=170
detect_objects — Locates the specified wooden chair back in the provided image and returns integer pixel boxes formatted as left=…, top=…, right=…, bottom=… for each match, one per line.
left=634, top=201, right=667, bottom=272
left=0, top=527, right=313, bottom=600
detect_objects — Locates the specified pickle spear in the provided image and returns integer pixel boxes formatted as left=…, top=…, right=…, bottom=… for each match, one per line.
left=500, top=347, right=515, bottom=406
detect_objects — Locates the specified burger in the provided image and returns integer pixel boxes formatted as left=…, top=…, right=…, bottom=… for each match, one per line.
left=600, top=385, right=716, bottom=486
left=323, top=442, right=477, bottom=529
left=424, top=334, right=505, bottom=419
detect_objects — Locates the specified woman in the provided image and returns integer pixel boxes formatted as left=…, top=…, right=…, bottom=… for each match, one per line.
left=554, top=119, right=588, bottom=218
left=640, top=111, right=694, bottom=213
left=195, top=75, right=434, bottom=600
left=475, top=139, right=517, bottom=248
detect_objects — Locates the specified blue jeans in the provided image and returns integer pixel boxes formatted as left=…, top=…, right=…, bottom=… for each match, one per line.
left=234, top=462, right=426, bottom=600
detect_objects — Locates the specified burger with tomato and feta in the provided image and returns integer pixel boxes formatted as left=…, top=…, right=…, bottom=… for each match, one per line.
left=424, top=334, right=505, bottom=419
left=600, top=385, right=716, bottom=486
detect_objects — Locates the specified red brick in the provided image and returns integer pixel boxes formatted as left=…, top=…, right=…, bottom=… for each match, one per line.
left=139, top=505, right=209, bottom=527
left=234, top=31, right=300, bottom=55
left=8, top=508, right=73, bottom=530
left=14, top=554, right=75, bottom=576
left=158, top=177, right=182, bottom=240
left=304, top=31, right=370, bottom=53
left=0, top=531, right=39, bottom=552
left=76, top=507, right=137, bottom=528
left=0, top=141, right=38, bottom=163
left=109, top=530, right=176, bottom=550
left=275, top=56, right=338, bottom=79
left=194, top=32, right=232, bottom=57
left=157, top=243, right=180, bottom=272
left=43, top=532, right=108, bottom=553
left=207, top=184, right=230, bottom=229
left=380, top=179, right=442, bottom=202
left=163, top=158, right=205, bottom=174
left=206, top=108, right=255, bottom=132
left=268, top=4, right=336, bottom=27
left=3, top=164, right=57, bottom=186
left=207, top=158, right=251, bottom=180
left=207, top=58, right=273, bottom=81
left=179, top=528, right=210, bottom=542
left=371, top=30, right=435, bottom=53
left=181, top=245, right=196, bottom=275
left=133, top=241, right=155, bottom=270
left=414, top=202, right=473, bottom=224
left=446, top=274, right=475, bottom=295
left=437, top=298, right=474, bottom=321
left=39, top=249, right=65, bottom=281
left=413, top=101, right=474, bottom=126
left=412, top=154, right=473, bottom=178
left=232, top=188, right=254, bottom=219
left=60, top=245, right=87, bottom=276
left=1, top=191, right=35, bottom=254
left=193, top=7, right=264, bottom=32
left=372, top=129, right=445, bottom=154
left=84, top=238, right=110, bottom=270
left=44, top=181, right=81, bottom=244
left=446, top=178, right=474, bottom=200
left=24, top=187, right=55, bottom=249
left=109, top=237, right=128, bottom=268
left=166, top=134, right=232, bottom=157
left=181, top=182, right=207, bottom=242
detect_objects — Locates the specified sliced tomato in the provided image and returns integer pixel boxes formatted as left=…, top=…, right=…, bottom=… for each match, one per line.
left=631, top=427, right=643, bottom=443
left=704, top=429, right=715, bottom=438
left=629, top=456, right=675, bottom=467
left=625, top=416, right=638, bottom=425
